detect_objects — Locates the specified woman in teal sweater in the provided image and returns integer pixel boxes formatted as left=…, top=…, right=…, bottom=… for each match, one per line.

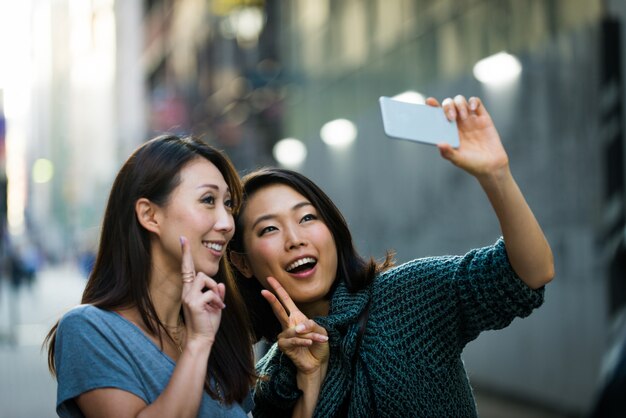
left=228, top=95, right=554, bottom=417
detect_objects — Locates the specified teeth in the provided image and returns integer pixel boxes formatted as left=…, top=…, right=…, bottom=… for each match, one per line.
left=286, top=257, right=316, bottom=272
left=203, top=242, right=223, bottom=252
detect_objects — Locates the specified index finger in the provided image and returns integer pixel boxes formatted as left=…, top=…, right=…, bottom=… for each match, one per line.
left=425, top=97, right=440, bottom=107
left=266, top=277, right=300, bottom=316
left=261, top=289, right=290, bottom=328
left=180, top=236, right=196, bottom=284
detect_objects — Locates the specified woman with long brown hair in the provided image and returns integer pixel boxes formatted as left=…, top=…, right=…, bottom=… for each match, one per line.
left=45, top=135, right=256, bottom=417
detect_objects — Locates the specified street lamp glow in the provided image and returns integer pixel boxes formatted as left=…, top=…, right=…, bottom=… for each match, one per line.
left=392, top=90, right=425, bottom=104
left=320, top=118, right=357, bottom=148
left=473, top=52, right=522, bottom=86
left=32, top=158, right=54, bottom=183
left=273, top=138, right=307, bottom=167
left=228, top=7, right=265, bottom=47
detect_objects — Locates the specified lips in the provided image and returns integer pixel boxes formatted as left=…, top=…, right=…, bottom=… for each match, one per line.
left=202, top=241, right=224, bottom=253
left=285, top=256, right=317, bottom=273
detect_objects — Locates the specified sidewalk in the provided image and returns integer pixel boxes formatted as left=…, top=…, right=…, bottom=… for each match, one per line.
left=0, top=263, right=85, bottom=418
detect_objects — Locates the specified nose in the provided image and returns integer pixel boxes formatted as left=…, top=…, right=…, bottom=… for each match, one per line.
left=284, top=225, right=307, bottom=250
left=214, top=204, right=234, bottom=234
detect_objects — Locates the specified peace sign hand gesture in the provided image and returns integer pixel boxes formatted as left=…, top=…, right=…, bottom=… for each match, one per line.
left=262, top=277, right=329, bottom=375
left=180, top=236, right=226, bottom=347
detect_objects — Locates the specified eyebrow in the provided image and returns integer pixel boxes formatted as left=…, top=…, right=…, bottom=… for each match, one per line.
left=197, top=184, right=230, bottom=194
left=251, top=201, right=313, bottom=229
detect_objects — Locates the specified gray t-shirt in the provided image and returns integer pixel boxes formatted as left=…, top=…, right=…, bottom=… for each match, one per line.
left=55, top=304, right=252, bottom=417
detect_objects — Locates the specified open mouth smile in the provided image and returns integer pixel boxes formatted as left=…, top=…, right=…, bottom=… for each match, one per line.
left=285, top=257, right=318, bottom=273
left=202, top=241, right=224, bottom=254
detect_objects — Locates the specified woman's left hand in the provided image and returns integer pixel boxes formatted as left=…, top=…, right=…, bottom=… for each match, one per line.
left=428, top=95, right=555, bottom=289
left=426, top=95, right=509, bottom=179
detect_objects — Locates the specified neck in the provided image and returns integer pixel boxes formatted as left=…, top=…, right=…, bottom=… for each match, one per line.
left=299, top=299, right=330, bottom=319
left=148, top=262, right=183, bottom=328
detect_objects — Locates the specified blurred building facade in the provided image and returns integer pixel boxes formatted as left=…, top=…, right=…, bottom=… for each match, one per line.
left=1, top=0, right=146, bottom=262
left=142, top=0, right=283, bottom=171
left=4, top=0, right=626, bottom=415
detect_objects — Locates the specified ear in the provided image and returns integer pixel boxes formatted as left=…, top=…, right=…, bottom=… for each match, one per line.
left=230, top=251, right=254, bottom=278
left=135, top=198, right=160, bottom=235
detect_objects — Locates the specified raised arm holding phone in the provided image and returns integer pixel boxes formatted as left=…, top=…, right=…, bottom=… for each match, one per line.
left=228, top=95, right=554, bottom=417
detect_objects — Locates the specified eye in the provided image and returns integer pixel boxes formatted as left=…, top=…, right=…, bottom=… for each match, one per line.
left=300, top=213, right=317, bottom=223
left=259, top=225, right=278, bottom=236
left=201, top=195, right=215, bottom=205
left=224, top=197, right=234, bottom=210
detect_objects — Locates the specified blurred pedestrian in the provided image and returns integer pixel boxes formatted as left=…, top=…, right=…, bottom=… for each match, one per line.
left=45, top=135, right=256, bottom=417
left=8, top=238, right=41, bottom=289
left=77, top=249, right=96, bottom=278
left=8, top=247, right=25, bottom=289
left=228, top=95, right=555, bottom=417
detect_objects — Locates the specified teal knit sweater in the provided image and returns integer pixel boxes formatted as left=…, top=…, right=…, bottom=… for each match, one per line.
left=253, top=239, right=545, bottom=417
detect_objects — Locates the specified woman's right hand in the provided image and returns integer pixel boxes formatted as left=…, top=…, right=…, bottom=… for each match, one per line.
left=180, top=236, right=226, bottom=347
left=262, top=277, right=329, bottom=375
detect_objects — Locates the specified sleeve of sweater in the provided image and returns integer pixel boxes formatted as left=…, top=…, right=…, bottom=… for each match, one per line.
left=451, top=237, right=545, bottom=344
left=252, top=342, right=301, bottom=418
left=375, top=237, right=544, bottom=350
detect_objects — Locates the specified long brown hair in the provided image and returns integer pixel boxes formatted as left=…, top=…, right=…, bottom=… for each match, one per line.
left=228, top=167, right=394, bottom=342
left=44, top=135, right=255, bottom=404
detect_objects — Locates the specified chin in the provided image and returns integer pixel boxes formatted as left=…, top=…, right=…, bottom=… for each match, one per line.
left=198, top=265, right=219, bottom=277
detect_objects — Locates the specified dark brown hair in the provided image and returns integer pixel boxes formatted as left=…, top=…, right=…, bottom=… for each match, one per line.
left=44, top=135, right=255, bottom=404
left=228, top=167, right=394, bottom=342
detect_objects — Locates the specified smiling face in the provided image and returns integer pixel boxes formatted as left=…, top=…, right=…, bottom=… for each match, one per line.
left=152, top=157, right=235, bottom=277
left=237, top=184, right=338, bottom=317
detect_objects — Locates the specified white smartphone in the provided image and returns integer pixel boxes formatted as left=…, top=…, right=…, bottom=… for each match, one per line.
left=379, top=96, right=460, bottom=148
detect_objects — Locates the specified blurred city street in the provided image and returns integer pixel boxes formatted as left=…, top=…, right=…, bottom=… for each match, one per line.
left=0, top=263, right=85, bottom=418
